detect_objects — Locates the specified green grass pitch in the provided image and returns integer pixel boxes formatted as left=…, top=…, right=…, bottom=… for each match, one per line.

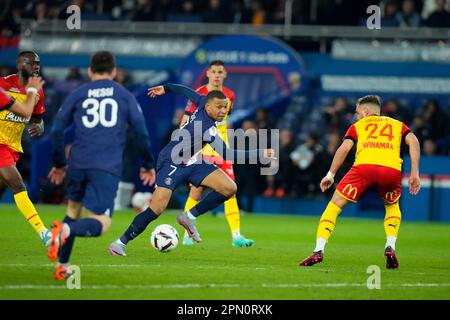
left=0, top=203, right=449, bottom=300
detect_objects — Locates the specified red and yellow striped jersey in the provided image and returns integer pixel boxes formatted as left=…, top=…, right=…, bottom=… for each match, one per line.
left=0, top=74, right=45, bottom=153
left=344, top=115, right=411, bottom=171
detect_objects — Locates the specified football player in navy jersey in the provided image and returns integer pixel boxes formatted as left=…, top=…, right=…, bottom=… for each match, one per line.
left=47, top=51, right=156, bottom=279
left=109, top=83, right=275, bottom=256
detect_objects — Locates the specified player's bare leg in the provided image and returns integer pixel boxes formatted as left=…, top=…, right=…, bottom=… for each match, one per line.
left=182, top=185, right=203, bottom=246
left=178, top=169, right=236, bottom=243
left=300, top=192, right=349, bottom=266
left=110, top=187, right=172, bottom=256
left=0, top=179, right=8, bottom=200
left=0, top=165, right=50, bottom=245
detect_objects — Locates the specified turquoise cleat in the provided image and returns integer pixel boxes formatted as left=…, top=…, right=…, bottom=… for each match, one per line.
left=41, top=229, right=52, bottom=247
left=232, top=235, right=254, bottom=247
left=182, top=234, right=195, bottom=246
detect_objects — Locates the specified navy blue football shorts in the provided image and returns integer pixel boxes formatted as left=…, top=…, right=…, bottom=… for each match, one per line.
left=155, top=160, right=218, bottom=191
left=66, top=168, right=119, bottom=216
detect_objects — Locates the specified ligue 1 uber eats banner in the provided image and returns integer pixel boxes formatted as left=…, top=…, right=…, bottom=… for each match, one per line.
left=177, top=35, right=308, bottom=122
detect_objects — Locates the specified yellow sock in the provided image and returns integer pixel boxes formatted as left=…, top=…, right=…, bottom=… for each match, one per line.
left=224, top=197, right=240, bottom=235
left=14, top=191, right=46, bottom=235
left=184, top=196, right=199, bottom=212
left=316, top=201, right=342, bottom=241
left=384, top=202, right=401, bottom=238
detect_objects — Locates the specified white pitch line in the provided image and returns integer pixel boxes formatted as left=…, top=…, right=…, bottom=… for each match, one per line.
left=1, top=283, right=450, bottom=290
left=0, top=264, right=269, bottom=270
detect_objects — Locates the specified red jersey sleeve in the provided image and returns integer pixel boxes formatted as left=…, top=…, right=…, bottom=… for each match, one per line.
left=227, top=90, right=235, bottom=114
left=184, top=99, right=197, bottom=115
left=32, top=88, right=45, bottom=116
left=0, top=89, right=14, bottom=110
left=401, top=122, right=411, bottom=137
left=343, top=124, right=358, bottom=142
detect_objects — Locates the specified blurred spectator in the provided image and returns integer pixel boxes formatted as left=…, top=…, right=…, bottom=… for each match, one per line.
left=167, top=0, right=201, bottom=22
left=423, top=138, right=438, bottom=155
left=251, top=0, right=266, bottom=25
left=255, top=107, right=275, bottom=130
left=424, top=0, right=450, bottom=27
left=382, top=99, right=411, bottom=124
left=410, top=115, right=432, bottom=146
left=421, top=99, right=448, bottom=140
left=323, top=97, right=353, bottom=136
left=263, top=128, right=296, bottom=198
left=33, top=1, right=48, bottom=24
left=235, top=120, right=263, bottom=212
left=396, top=0, right=421, bottom=27
left=0, top=65, right=14, bottom=77
left=115, top=67, right=136, bottom=90
left=289, top=133, right=323, bottom=197
left=203, top=0, right=225, bottom=23
left=382, top=0, right=400, bottom=27
left=131, top=0, right=156, bottom=21
left=53, top=67, right=85, bottom=96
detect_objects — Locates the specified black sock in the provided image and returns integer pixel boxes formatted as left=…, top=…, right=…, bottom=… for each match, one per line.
left=59, top=216, right=77, bottom=264
left=119, top=207, right=159, bottom=244
left=190, top=191, right=229, bottom=217
left=68, top=218, right=103, bottom=237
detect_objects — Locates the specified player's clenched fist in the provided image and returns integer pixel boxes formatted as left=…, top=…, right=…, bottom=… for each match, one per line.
left=147, top=86, right=165, bottom=98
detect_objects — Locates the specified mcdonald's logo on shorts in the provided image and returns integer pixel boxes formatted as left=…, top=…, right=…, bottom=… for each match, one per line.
left=385, top=190, right=398, bottom=201
left=343, top=184, right=358, bottom=200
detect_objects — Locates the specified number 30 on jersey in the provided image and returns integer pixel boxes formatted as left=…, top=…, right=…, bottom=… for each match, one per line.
left=82, top=98, right=118, bottom=128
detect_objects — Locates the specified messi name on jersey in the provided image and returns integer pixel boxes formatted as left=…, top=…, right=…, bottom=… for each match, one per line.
left=88, top=87, right=114, bottom=98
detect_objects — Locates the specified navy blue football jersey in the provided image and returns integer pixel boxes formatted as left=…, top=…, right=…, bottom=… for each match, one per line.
left=51, top=79, right=154, bottom=176
left=157, top=83, right=260, bottom=167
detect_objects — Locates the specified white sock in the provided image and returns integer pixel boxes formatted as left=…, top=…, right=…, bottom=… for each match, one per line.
left=116, top=239, right=126, bottom=246
left=57, top=262, right=70, bottom=268
left=232, top=232, right=241, bottom=239
left=385, top=236, right=397, bottom=250
left=63, top=223, right=71, bottom=238
left=186, top=210, right=196, bottom=220
left=314, top=238, right=327, bottom=252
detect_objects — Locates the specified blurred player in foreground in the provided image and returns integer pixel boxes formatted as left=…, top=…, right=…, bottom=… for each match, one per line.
left=0, top=75, right=48, bottom=244
left=299, top=95, right=421, bottom=269
left=180, top=60, right=253, bottom=247
left=108, top=83, right=275, bottom=256
left=47, top=51, right=155, bottom=280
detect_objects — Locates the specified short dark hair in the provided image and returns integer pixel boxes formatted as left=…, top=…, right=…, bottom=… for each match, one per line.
left=206, top=90, right=227, bottom=102
left=90, top=51, right=115, bottom=74
left=16, top=51, right=38, bottom=63
left=208, top=60, right=225, bottom=69
left=357, top=95, right=381, bottom=107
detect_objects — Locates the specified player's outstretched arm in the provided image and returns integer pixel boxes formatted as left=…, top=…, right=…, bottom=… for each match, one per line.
left=8, top=76, right=44, bottom=118
left=149, top=83, right=203, bottom=107
left=405, top=132, right=421, bottom=195
left=209, top=133, right=276, bottom=162
left=320, top=139, right=354, bottom=192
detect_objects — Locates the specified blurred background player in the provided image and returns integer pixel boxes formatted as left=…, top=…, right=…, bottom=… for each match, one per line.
left=47, top=51, right=156, bottom=280
left=0, top=75, right=48, bottom=244
left=0, top=50, right=50, bottom=245
left=109, top=83, right=274, bottom=256
left=299, top=95, right=421, bottom=269
left=180, top=60, right=253, bottom=247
